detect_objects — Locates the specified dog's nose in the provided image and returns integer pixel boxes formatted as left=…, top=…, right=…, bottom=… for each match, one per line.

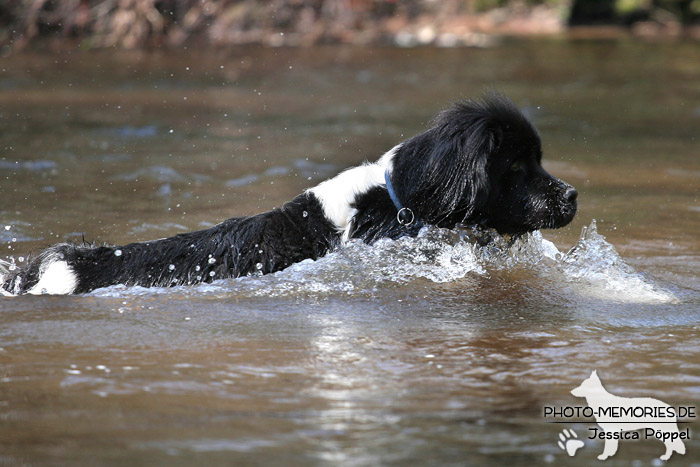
left=565, top=187, right=578, bottom=203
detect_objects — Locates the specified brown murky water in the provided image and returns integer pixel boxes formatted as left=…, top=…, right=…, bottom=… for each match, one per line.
left=1, top=40, right=699, bottom=465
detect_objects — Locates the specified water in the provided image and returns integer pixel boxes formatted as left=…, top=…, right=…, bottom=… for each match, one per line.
left=1, top=40, right=699, bottom=465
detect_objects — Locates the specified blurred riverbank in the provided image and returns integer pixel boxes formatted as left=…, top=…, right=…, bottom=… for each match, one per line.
left=2, top=0, right=699, bottom=52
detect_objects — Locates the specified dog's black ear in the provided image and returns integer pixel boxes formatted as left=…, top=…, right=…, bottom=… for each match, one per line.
left=391, top=99, right=502, bottom=225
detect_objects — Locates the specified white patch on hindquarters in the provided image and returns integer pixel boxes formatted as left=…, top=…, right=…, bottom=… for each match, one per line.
left=27, top=259, right=78, bottom=295
left=308, top=144, right=398, bottom=242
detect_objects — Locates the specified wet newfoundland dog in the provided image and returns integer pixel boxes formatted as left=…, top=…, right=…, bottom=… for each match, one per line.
left=2, top=94, right=577, bottom=295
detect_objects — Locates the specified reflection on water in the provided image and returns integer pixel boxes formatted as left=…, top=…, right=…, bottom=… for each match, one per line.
left=0, top=40, right=699, bottom=465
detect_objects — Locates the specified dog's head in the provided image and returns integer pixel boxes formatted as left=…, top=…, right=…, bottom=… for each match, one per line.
left=390, top=94, right=577, bottom=234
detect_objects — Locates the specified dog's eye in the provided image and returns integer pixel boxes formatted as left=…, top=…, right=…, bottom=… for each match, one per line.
left=510, top=161, right=523, bottom=172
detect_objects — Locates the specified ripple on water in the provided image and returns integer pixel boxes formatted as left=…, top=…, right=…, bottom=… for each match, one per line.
left=0, top=160, right=57, bottom=171
left=225, top=159, right=337, bottom=187
left=112, top=165, right=211, bottom=183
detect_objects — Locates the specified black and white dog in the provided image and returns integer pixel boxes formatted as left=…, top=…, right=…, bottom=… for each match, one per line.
left=1, top=94, right=577, bottom=295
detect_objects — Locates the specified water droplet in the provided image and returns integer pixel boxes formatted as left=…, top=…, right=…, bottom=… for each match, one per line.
left=18, top=256, right=24, bottom=263
left=302, top=211, right=308, bottom=218
left=255, top=263, right=263, bottom=270
left=168, top=264, right=176, bottom=271
left=114, top=249, right=122, bottom=257
left=195, top=275, right=202, bottom=281
left=3, top=225, right=10, bottom=231
left=209, top=271, right=216, bottom=277
left=208, top=257, right=216, bottom=264
left=195, top=265, right=201, bottom=271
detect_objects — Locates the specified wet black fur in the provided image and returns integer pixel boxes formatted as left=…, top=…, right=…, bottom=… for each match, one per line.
left=2, top=94, right=577, bottom=295
left=3, top=194, right=339, bottom=294
left=351, top=95, right=577, bottom=242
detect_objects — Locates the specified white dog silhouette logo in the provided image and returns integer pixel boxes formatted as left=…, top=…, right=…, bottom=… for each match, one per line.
left=571, top=370, right=687, bottom=461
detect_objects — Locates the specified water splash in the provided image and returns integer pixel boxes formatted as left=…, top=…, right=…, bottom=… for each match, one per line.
left=558, top=220, right=676, bottom=303
left=0, top=257, right=13, bottom=296
left=85, top=220, right=675, bottom=303
left=230, top=220, right=674, bottom=303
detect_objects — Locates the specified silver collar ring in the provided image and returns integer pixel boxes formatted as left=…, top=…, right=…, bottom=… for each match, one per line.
left=397, top=207, right=415, bottom=226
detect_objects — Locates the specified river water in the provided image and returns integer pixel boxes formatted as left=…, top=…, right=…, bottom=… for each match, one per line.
left=0, top=40, right=699, bottom=465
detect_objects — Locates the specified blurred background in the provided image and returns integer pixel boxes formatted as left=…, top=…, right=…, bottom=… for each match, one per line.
left=2, top=0, right=700, bottom=50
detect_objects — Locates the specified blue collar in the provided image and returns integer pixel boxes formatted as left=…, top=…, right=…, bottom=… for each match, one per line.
left=384, top=170, right=415, bottom=226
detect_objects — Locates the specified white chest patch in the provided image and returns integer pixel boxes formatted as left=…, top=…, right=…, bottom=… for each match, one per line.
left=308, top=145, right=398, bottom=242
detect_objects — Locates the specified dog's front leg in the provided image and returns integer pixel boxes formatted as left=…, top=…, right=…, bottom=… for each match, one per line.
left=598, top=436, right=618, bottom=460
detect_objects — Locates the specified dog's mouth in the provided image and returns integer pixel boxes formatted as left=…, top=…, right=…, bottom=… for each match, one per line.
left=543, top=198, right=577, bottom=229
left=491, top=194, right=577, bottom=234
left=537, top=182, right=578, bottom=230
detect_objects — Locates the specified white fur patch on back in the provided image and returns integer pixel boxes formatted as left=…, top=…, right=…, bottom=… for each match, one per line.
left=27, top=260, right=78, bottom=295
left=308, top=144, right=399, bottom=242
